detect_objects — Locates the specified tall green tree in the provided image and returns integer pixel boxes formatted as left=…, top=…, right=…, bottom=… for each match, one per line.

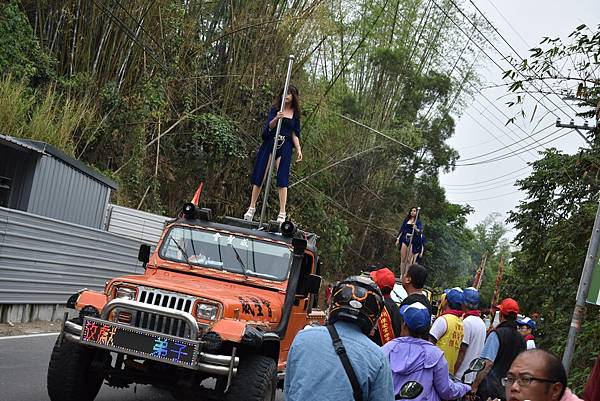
left=502, top=23, right=600, bottom=391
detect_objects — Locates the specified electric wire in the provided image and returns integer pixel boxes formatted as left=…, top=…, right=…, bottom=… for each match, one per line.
left=459, top=122, right=554, bottom=162
left=444, top=172, right=530, bottom=192
left=482, top=0, right=530, bottom=48
left=388, top=0, right=559, bottom=159
left=455, top=129, right=574, bottom=166
left=443, top=0, right=591, bottom=145
left=443, top=165, right=530, bottom=186
left=445, top=179, right=521, bottom=194
left=452, top=189, right=522, bottom=203
left=467, top=0, right=581, bottom=117
left=439, top=0, right=570, bottom=120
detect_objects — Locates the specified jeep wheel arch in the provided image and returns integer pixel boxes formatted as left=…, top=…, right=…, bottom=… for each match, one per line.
left=47, top=335, right=109, bottom=401
left=225, top=354, right=277, bottom=401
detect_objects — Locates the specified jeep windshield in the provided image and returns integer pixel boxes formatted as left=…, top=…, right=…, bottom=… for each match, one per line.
left=159, top=226, right=292, bottom=281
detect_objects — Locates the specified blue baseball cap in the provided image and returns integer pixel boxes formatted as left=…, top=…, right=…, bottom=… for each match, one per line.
left=399, top=302, right=431, bottom=332
left=444, top=287, right=465, bottom=306
left=517, top=317, right=537, bottom=330
left=464, top=287, right=480, bottom=306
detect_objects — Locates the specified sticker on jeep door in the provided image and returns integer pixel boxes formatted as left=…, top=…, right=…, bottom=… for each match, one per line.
left=80, top=317, right=199, bottom=367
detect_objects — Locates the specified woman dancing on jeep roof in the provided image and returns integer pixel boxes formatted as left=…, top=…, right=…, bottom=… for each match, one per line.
left=244, top=85, right=303, bottom=223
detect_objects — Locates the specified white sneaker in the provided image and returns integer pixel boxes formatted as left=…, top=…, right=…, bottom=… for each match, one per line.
left=243, top=207, right=256, bottom=221
left=276, top=212, right=286, bottom=223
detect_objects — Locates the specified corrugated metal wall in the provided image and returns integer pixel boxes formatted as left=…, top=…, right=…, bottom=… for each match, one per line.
left=27, top=155, right=110, bottom=229
left=105, top=204, right=169, bottom=246
left=0, top=207, right=143, bottom=304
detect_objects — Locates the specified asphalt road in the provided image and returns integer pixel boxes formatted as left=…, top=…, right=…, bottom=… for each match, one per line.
left=0, top=333, right=284, bottom=401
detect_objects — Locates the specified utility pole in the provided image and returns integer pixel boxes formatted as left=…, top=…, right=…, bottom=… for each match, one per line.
left=556, top=115, right=599, bottom=374
left=555, top=118, right=597, bottom=146
left=562, top=195, right=600, bottom=374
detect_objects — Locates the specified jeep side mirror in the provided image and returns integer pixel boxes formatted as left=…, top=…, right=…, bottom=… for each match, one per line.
left=306, top=274, right=321, bottom=294
left=138, top=244, right=151, bottom=267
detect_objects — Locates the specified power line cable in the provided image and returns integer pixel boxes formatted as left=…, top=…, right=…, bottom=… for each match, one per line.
left=452, top=189, right=522, bottom=203
left=445, top=180, right=520, bottom=194
left=430, top=0, right=590, bottom=148
left=463, top=104, right=537, bottom=161
left=482, top=0, right=530, bottom=48
left=444, top=172, right=530, bottom=192
left=467, top=0, right=581, bottom=117
left=445, top=0, right=591, bottom=145
left=456, top=128, right=574, bottom=166
left=443, top=165, right=530, bottom=186
left=388, top=1, right=558, bottom=156
left=458, top=122, right=554, bottom=162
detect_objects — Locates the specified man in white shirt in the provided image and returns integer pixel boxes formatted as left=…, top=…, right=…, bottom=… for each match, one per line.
left=455, top=287, right=486, bottom=383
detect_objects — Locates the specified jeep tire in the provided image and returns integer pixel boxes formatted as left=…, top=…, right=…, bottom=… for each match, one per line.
left=225, top=355, right=277, bottom=401
left=47, top=336, right=106, bottom=401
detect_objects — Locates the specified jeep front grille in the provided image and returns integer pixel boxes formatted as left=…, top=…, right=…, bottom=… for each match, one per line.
left=132, top=287, right=196, bottom=338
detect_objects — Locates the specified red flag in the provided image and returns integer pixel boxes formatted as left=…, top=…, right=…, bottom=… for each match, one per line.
left=191, top=182, right=204, bottom=206
left=473, top=252, right=488, bottom=289
left=488, top=255, right=505, bottom=328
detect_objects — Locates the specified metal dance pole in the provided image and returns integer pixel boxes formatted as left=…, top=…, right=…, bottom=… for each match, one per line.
left=259, top=55, right=295, bottom=226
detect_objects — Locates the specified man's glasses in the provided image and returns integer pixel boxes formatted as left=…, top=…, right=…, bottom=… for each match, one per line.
left=501, top=376, right=558, bottom=387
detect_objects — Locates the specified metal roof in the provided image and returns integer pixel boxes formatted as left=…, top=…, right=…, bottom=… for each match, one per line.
left=0, top=134, right=118, bottom=189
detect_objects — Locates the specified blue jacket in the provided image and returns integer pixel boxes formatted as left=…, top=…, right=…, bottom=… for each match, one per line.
left=284, top=321, right=394, bottom=401
left=381, top=336, right=470, bottom=401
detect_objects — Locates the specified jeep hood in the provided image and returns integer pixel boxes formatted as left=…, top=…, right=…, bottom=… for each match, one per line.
left=113, top=269, right=285, bottom=325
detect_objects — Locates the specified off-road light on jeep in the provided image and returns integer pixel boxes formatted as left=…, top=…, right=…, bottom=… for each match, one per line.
left=115, top=286, right=136, bottom=300
left=196, top=303, right=218, bottom=321
left=280, top=220, right=296, bottom=237
left=182, top=202, right=197, bottom=219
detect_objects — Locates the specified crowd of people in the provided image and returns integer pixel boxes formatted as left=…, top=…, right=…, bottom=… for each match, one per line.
left=284, top=264, right=598, bottom=401
left=239, top=86, right=599, bottom=401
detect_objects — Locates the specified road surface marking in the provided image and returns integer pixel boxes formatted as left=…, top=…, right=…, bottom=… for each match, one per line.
left=0, top=332, right=59, bottom=340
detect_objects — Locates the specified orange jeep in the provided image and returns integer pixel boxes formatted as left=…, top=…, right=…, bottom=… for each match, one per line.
left=47, top=203, right=325, bottom=401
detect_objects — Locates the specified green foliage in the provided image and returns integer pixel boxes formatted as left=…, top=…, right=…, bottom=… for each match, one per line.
left=189, top=113, right=246, bottom=159
left=504, top=23, right=600, bottom=122
left=0, top=2, right=54, bottom=83
left=0, top=76, right=95, bottom=155
left=506, top=143, right=600, bottom=391
left=7, top=0, right=485, bottom=285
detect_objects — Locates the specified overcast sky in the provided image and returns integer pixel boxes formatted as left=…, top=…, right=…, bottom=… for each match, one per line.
left=440, top=0, right=600, bottom=235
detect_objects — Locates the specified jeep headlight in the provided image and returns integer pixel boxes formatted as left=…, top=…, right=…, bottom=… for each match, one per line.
left=196, top=303, right=219, bottom=321
left=114, top=286, right=137, bottom=300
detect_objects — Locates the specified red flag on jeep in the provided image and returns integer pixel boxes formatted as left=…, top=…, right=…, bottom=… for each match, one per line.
left=191, top=182, right=204, bottom=206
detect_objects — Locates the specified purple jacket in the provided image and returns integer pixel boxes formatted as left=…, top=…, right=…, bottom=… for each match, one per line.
left=381, top=337, right=470, bottom=401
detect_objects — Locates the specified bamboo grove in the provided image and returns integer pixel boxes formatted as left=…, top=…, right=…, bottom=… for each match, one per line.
left=3, top=0, right=491, bottom=282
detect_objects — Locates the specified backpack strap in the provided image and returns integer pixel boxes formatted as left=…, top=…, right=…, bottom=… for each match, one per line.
left=326, top=324, right=364, bottom=401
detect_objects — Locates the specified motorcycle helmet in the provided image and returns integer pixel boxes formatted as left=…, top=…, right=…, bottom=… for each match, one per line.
left=328, top=275, right=384, bottom=335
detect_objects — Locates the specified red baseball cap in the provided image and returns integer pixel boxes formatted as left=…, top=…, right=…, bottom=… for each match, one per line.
left=370, top=267, right=396, bottom=290
left=497, top=298, right=519, bottom=314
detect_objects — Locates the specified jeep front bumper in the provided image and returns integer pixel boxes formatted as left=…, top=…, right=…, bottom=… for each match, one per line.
left=62, top=299, right=238, bottom=376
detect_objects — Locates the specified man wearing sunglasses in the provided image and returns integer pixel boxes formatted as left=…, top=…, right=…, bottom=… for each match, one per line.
left=503, top=349, right=582, bottom=401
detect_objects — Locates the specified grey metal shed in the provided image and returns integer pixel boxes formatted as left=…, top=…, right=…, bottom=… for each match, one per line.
left=0, top=134, right=117, bottom=229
